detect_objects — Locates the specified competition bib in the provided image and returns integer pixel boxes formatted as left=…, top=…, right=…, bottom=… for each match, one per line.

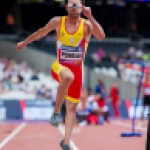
left=59, top=44, right=83, bottom=65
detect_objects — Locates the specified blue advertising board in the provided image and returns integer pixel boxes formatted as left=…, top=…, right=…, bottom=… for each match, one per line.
left=0, top=100, right=6, bottom=120
left=21, top=100, right=54, bottom=120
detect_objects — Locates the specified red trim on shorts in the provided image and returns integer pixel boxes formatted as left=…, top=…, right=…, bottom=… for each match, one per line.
left=51, top=70, right=60, bottom=82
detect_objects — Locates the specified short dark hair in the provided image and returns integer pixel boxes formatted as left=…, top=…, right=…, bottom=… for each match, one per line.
left=65, top=0, right=85, bottom=4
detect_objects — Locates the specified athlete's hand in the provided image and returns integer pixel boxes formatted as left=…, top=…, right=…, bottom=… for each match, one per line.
left=16, top=41, right=26, bottom=51
left=82, top=6, right=92, bottom=19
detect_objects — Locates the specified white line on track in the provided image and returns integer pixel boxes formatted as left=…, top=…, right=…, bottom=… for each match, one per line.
left=58, top=125, right=79, bottom=150
left=0, top=122, right=26, bottom=149
left=111, top=120, right=147, bottom=132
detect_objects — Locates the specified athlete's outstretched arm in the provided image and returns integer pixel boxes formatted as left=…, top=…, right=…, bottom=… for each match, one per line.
left=83, top=6, right=105, bottom=40
left=16, top=17, right=60, bottom=51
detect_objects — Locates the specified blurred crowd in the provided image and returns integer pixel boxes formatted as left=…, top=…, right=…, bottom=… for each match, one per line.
left=92, top=46, right=150, bottom=67
left=0, top=57, right=56, bottom=101
left=77, top=78, right=120, bottom=125
left=91, top=46, right=150, bottom=78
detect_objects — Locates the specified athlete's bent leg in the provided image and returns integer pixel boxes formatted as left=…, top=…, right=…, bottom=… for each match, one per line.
left=50, top=69, right=74, bottom=127
left=54, top=69, right=74, bottom=114
left=64, top=100, right=77, bottom=145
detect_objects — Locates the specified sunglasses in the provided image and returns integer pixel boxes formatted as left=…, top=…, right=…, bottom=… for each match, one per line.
left=67, top=3, right=82, bottom=8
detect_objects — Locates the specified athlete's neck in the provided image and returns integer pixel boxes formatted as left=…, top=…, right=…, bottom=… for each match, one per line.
left=67, top=16, right=81, bottom=24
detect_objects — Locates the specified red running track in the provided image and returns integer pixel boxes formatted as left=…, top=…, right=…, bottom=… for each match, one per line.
left=0, top=120, right=147, bottom=150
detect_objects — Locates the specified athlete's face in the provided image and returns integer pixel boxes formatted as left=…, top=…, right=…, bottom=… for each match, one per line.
left=65, top=0, right=83, bottom=18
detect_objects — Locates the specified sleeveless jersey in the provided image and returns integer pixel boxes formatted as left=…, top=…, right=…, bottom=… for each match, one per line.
left=57, top=16, right=88, bottom=66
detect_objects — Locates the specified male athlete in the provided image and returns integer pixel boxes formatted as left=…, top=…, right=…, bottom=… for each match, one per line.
left=16, top=0, right=105, bottom=149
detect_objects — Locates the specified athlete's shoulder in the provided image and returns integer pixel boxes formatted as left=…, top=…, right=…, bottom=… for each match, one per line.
left=47, top=16, right=62, bottom=29
left=50, top=16, right=61, bottom=23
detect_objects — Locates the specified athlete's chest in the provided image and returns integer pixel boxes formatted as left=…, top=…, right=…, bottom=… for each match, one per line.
left=59, top=29, right=84, bottom=46
left=56, top=17, right=87, bottom=65
left=66, top=23, right=81, bottom=33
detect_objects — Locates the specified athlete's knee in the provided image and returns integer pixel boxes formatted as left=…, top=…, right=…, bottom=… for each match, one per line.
left=66, top=101, right=77, bottom=114
left=64, top=74, right=74, bottom=83
left=61, top=70, right=74, bottom=84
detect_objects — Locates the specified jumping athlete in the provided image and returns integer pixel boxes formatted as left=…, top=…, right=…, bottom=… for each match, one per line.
left=16, top=0, right=105, bottom=149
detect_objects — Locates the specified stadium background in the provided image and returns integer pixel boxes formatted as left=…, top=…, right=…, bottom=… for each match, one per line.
left=0, top=0, right=149, bottom=150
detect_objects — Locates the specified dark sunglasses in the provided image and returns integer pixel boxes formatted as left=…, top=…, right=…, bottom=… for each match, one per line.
left=67, top=3, right=82, bottom=8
